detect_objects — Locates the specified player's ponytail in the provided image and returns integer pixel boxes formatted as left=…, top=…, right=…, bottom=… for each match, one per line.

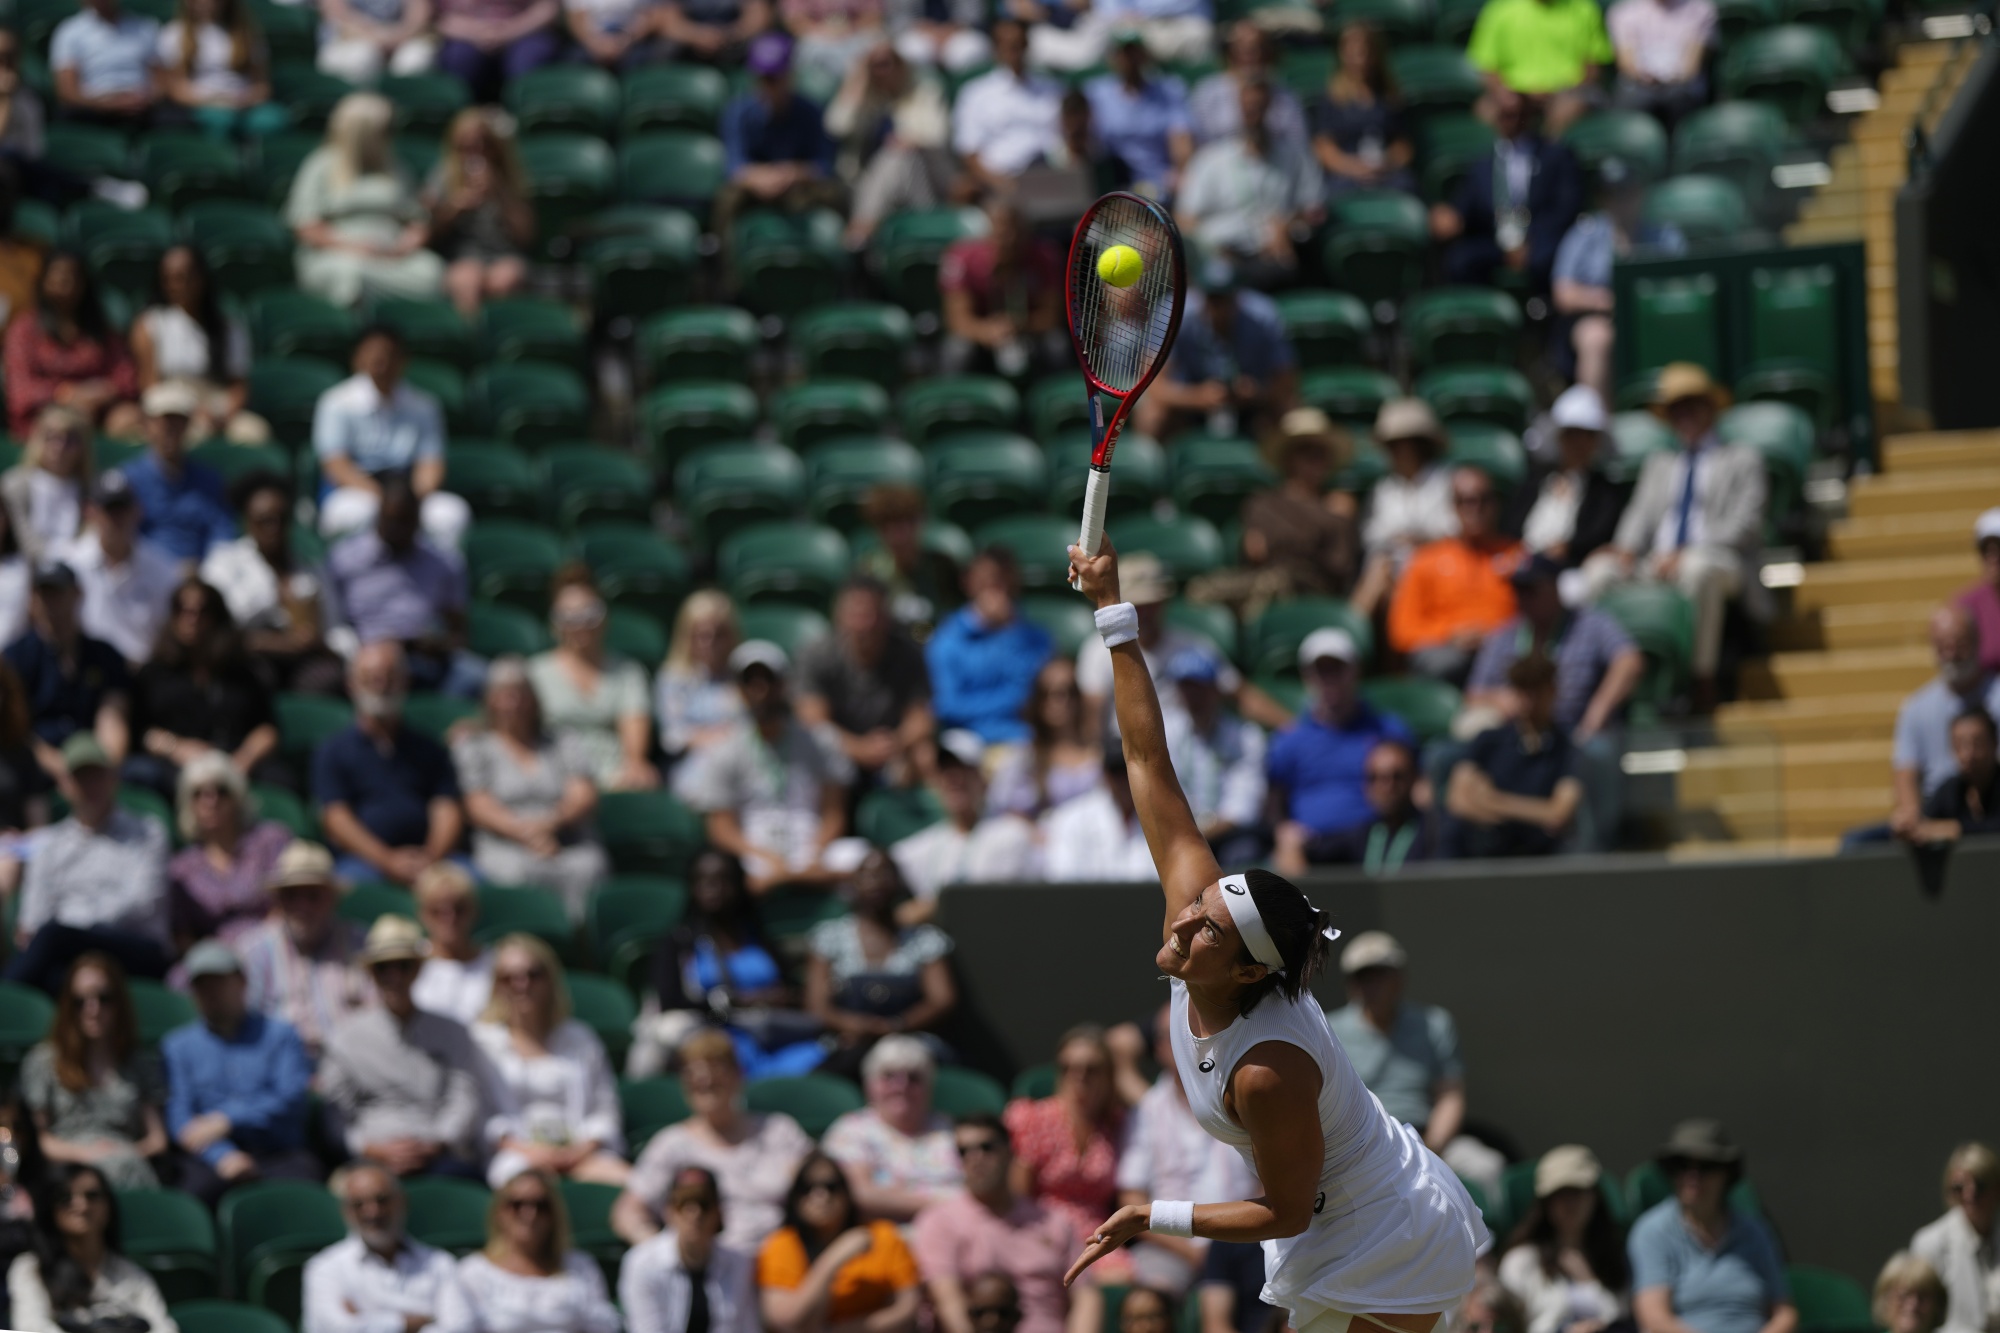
left=1237, top=868, right=1335, bottom=1015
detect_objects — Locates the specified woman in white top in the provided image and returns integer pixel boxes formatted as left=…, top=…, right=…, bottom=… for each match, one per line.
left=130, top=246, right=268, bottom=445
left=656, top=590, right=749, bottom=763
left=435, top=1168, right=621, bottom=1333
left=0, top=406, right=91, bottom=564
left=1911, top=1142, right=2000, bottom=1333
left=155, top=0, right=287, bottom=138
left=8, top=1164, right=178, bottom=1333
left=411, top=862, right=494, bottom=1024
left=475, top=933, right=630, bottom=1190
left=0, top=489, right=31, bottom=647
left=1496, top=1147, right=1627, bottom=1333
left=1352, top=397, right=1456, bottom=619
left=621, top=1165, right=761, bottom=1333
left=1063, top=537, right=1485, bottom=1333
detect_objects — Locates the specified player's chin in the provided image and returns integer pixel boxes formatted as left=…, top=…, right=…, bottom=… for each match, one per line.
left=1155, top=942, right=1187, bottom=975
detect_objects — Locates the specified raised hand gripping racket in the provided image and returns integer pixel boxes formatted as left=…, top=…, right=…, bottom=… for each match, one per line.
left=1065, top=192, right=1186, bottom=589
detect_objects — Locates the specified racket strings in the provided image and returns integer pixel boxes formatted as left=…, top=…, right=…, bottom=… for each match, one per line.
left=1069, top=197, right=1177, bottom=396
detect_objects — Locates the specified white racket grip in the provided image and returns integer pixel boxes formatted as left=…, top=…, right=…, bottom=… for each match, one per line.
left=1070, top=466, right=1112, bottom=591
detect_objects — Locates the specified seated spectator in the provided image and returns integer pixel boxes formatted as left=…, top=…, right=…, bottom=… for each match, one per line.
left=1446, top=653, right=1583, bottom=856
left=2, top=408, right=93, bottom=563
left=565, top=0, right=667, bottom=68
left=8, top=737, right=171, bottom=990
left=50, top=0, right=161, bottom=129
left=988, top=658, right=1101, bottom=820
left=236, top=838, right=372, bottom=1057
left=129, top=577, right=280, bottom=795
left=797, top=575, right=931, bottom=790
left=1455, top=1276, right=1529, bottom=1333
left=675, top=640, right=861, bottom=889
left=1432, top=91, right=1583, bottom=294
left=1503, top=387, right=1632, bottom=570
left=166, top=750, right=292, bottom=952
left=304, top=1161, right=458, bottom=1333
left=1312, top=23, right=1416, bottom=197
left=1084, top=35, right=1192, bottom=200
left=890, top=728, right=1036, bottom=907
left=804, top=850, right=957, bottom=1076
left=1957, top=509, right=2000, bottom=676
left=1190, top=21, right=1306, bottom=151
left=951, top=20, right=1062, bottom=192
left=5, top=559, right=132, bottom=772
left=457, top=657, right=609, bottom=922
left=0, top=34, right=46, bottom=172
left=915, top=1114, right=1081, bottom=1333
left=4, top=253, right=141, bottom=441
left=1136, top=263, right=1297, bottom=440
left=1467, top=0, right=1611, bottom=132
left=1040, top=745, right=1153, bottom=881
left=1552, top=169, right=1685, bottom=403
left=1875, top=1254, right=1947, bottom=1333
left=0, top=658, right=50, bottom=831
left=1273, top=736, right=1436, bottom=873
left=7, top=1164, right=175, bottom=1333
left=938, top=197, right=1067, bottom=378
left=637, top=846, right=823, bottom=1080
left=19, top=954, right=166, bottom=1192
left=1468, top=553, right=1642, bottom=743
left=1324, top=931, right=1504, bottom=1203
left=156, top=0, right=285, bottom=138
left=830, top=43, right=955, bottom=249
left=1025, top=0, right=1214, bottom=71
left=1161, top=648, right=1267, bottom=866
left=326, top=482, right=474, bottom=701
left=410, top=861, right=495, bottom=1024
left=314, top=640, right=469, bottom=887
left=885, top=0, right=987, bottom=72
left=1579, top=364, right=1765, bottom=712
left=1178, top=80, right=1318, bottom=291
left=658, top=590, right=748, bottom=763
left=475, top=934, right=630, bottom=1189
left=0, top=502, right=26, bottom=653
left=54, top=473, right=180, bottom=669
left=1044, top=86, right=1130, bottom=199
left=614, top=1027, right=814, bottom=1249
left=926, top=547, right=1053, bottom=747
left=322, top=914, right=489, bottom=1178
left=162, top=939, right=316, bottom=1205
left=313, top=324, right=469, bottom=548
left=121, top=385, right=235, bottom=564
left=657, top=0, right=774, bottom=61
left=130, top=248, right=266, bottom=447
left=1607, top=0, right=1712, bottom=125
left=287, top=94, right=445, bottom=310
left=530, top=569, right=659, bottom=791
left=620, top=1166, right=762, bottom=1333
left=1854, top=610, right=2000, bottom=849
left=1192, top=408, right=1357, bottom=619
left=425, top=108, right=536, bottom=320
left=758, top=1152, right=922, bottom=1333
left=1498, top=1145, right=1629, bottom=1333
left=1911, top=709, right=2000, bottom=844
left=1388, top=466, right=1523, bottom=684
left=316, top=0, right=439, bottom=83
left=435, top=0, right=563, bottom=102
left=715, top=35, right=843, bottom=247
left=1629, top=1121, right=1793, bottom=1333
left=1267, top=628, right=1411, bottom=844
left=783, top=0, right=888, bottom=94
left=1912, top=1145, right=1993, bottom=1333
left=437, top=1167, right=622, bottom=1332
left=201, top=472, right=343, bottom=695
left=1004, top=1026, right=1129, bottom=1276
left=856, top=484, right=961, bottom=639
left=822, top=1035, right=961, bottom=1222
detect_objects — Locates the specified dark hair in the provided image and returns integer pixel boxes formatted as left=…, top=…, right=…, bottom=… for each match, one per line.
left=1502, top=1188, right=1629, bottom=1291
left=1953, top=708, right=1997, bottom=743
left=954, top=1112, right=1009, bottom=1143
left=377, top=470, right=419, bottom=514
left=968, top=545, right=1020, bottom=585
left=686, top=847, right=758, bottom=935
left=1366, top=737, right=1417, bottom=770
left=228, top=468, right=291, bottom=517
left=840, top=573, right=890, bottom=603
left=1234, top=869, right=1335, bottom=1016
left=154, top=245, right=230, bottom=368
left=38, top=251, right=109, bottom=342
left=1506, top=651, right=1558, bottom=694
left=781, top=1151, right=856, bottom=1260
left=148, top=576, right=247, bottom=678
left=354, top=322, right=405, bottom=353
left=0, top=660, right=28, bottom=750
left=33, top=1164, right=122, bottom=1314
left=1118, top=1287, right=1176, bottom=1324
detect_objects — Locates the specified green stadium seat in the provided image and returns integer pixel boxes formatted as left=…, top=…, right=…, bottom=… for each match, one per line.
left=1562, top=109, right=1670, bottom=185
left=1778, top=0, right=1881, bottom=53
left=1275, top=47, right=1329, bottom=99
left=640, top=305, right=759, bottom=386
left=588, top=876, right=687, bottom=985
left=276, top=692, right=354, bottom=767
left=746, top=1073, right=864, bottom=1138
left=1625, top=1160, right=1762, bottom=1219
left=732, top=208, right=849, bottom=319
left=69, top=204, right=171, bottom=301
left=169, top=1301, right=289, bottom=1333
left=404, top=357, right=469, bottom=433
left=1718, top=24, right=1846, bottom=124
left=337, top=881, right=416, bottom=930
left=467, top=600, right=554, bottom=658
left=482, top=296, right=585, bottom=369
left=771, top=379, right=894, bottom=450
left=463, top=520, right=568, bottom=615
left=446, top=442, right=542, bottom=522
left=0, top=983, right=50, bottom=1084
left=1448, top=422, right=1527, bottom=494
left=1625, top=274, right=1722, bottom=389
left=583, top=206, right=701, bottom=318
left=719, top=522, right=851, bottom=608
left=597, top=789, right=706, bottom=876
left=181, top=201, right=293, bottom=298
left=1301, top=366, right=1400, bottom=432
left=575, top=524, right=691, bottom=622
left=1047, top=430, right=1166, bottom=519
left=1274, top=289, right=1372, bottom=368
left=1171, top=438, right=1276, bottom=527
left=542, top=443, right=654, bottom=530
left=470, top=361, right=591, bottom=447
left=1108, top=513, right=1225, bottom=580
left=1322, top=189, right=1431, bottom=313
left=1647, top=174, right=1755, bottom=249
left=249, top=290, right=354, bottom=361
left=870, top=207, right=986, bottom=315
left=1028, top=374, right=1095, bottom=440
left=676, top=442, right=807, bottom=552
left=403, top=1178, right=491, bottom=1255
left=620, top=131, right=728, bottom=212
left=401, top=693, right=482, bottom=741
left=901, top=375, right=1021, bottom=445
left=605, top=607, right=669, bottom=665
left=1433, top=0, right=1484, bottom=41
left=129, top=979, right=195, bottom=1046
left=1419, top=111, right=1498, bottom=204
left=1715, top=0, right=1779, bottom=39
left=738, top=604, right=834, bottom=658
left=1165, top=601, right=1239, bottom=663
left=1672, top=102, right=1789, bottom=221
left=1402, top=287, right=1523, bottom=371
left=251, top=0, right=317, bottom=64
left=14, top=200, right=56, bottom=248
left=806, top=437, right=927, bottom=532
left=559, top=1179, right=626, bottom=1279
left=121, top=1188, right=219, bottom=1304
left=505, top=65, right=619, bottom=136
left=1020, top=595, right=1097, bottom=658
left=217, top=1182, right=344, bottom=1323
left=136, top=135, right=245, bottom=212
left=1416, top=364, right=1536, bottom=433
left=246, top=356, right=343, bottom=447
left=46, top=123, right=130, bottom=180
left=474, top=883, right=572, bottom=956
left=1496, top=1159, right=1631, bottom=1234
left=792, top=302, right=916, bottom=387
left=569, top=972, right=638, bottom=1067
left=928, top=432, right=1048, bottom=530
left=1387, top=45, right=1484, bottom=117
left=1739, top=262, right=1841, bottom=429
left=380, top=72, right=470, bottom=134
left=269, top=64, right=352, bottom=132
left=932, top=1066, right=1008, bottom=1117
left=1607, top=410, right=1677, bottom=484
left=1788, top=1266, right=1875, bottom=1333
left=622, top=63, right=730, bottom=135
left=1361, top=676, right=1461, bottom=742
left=1012, top=1063, right=1056, bottom=1099
left=1598, top=581, right=1693, bottom=713
left=855, top=786, right=944, bottom=847
left=372, top=296, right=474, bottom=368
left=1720, top=400, right=1814, bottom=535
left=249, top=784, right=314, bottom=839
left=1247, top=597, right=1374, bottom=675
left=251, top=128, right=324, bottom=205
left=976, top=515, right=1086, bottom=593
left=521, top=134, right=616, bottom=256
left=1330, top=0, right=1433, bottom=41
left=620, top=1076, right=692, bottom=1146
left=640, top=380, right=760, bottom=465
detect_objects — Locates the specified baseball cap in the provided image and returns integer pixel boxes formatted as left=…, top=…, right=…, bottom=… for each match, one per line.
left=31, top=560, right=77, bottom=593
left=60, top=732, right=110, bottom=772
left=184, top=939, right=244, bottom=980
left=1339, top=930, right=1408, bottom=974
left=746, top=31, right=793, bottom=76
left=1121, top=552, right=1174, bottom=606
left=91, top=470, right=136, bottom=509
left=1550, top=384, right=1608, bottom=433
left=936, top=728, right=986, bottom=770
left=1298, top=626, right=1358, bottom=670
left=1534, top=1145, right=1603, bottom=1198
left=267, top=839, right=338, bottom=893
left=1974, top=507, right=2000, bottom=547
left=728, top=639, right=790, bottom=678
left=142, top=381, right=200, bottom=418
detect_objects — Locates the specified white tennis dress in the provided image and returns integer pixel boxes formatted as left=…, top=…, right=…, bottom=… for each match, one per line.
left=1167, top=977, right=1489, bottom=1323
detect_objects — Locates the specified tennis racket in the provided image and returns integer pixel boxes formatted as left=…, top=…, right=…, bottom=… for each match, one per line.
left=1065, top=192, right=1187, bottom=590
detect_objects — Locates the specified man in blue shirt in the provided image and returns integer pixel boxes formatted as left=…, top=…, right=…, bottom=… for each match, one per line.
left=313, top=325, right=470, bottom=550
left=163, top=939, right=317, bottom=1206
left=4, top=561, right=131, bottom=767
left=1083, top=32, right=1193, bottom=200
left=50, top=0, right=160, bottom=125
left=1135, top=261, right=1297, bottom=441
left=925, top=546, right=1053, bottom=745
left=1267, top=626, right=1410, bottom=840
left=121, top=382, right=236, bottom=562
left=1630, top=1120, right=1794, bottom=1333
left=714, top=33, right=843, bottom=251
left=324, top=476, right=474, bottom=697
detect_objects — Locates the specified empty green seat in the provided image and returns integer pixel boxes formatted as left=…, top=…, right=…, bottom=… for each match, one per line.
left=1011, top=1064, right=1056, bottom=1100
left=559, top=1179, right=624, bottom=1277
left=403, top=357, right=468, bottom=433
left=1597, top=581, right=1692, bottom=710
left=806, top=437, right=927, bottom=532
left=1387, top=45, right=1484, bottom=117
left=46, top=123, right=129, bottom=180
left=371, top=296, right=474, bottom=367
left=1402, top=287, right=1522, bottom=370
left=597, top=789, right=706, bottom=875
left=1108, top=513, right=1225, bottom=579
left=792, top=303, right=915, bottom=387
left=473, top=883, right=572, bottom=954
left=928, top=433, right=1048, bottom=530
left=1330, top=0, right=1433, bottom=41
left=745, top=1073, right=864, bottom=1138
left=605, top=606, right=668, bottom=664
left=380, top=72, right=469, bottom=135
left=1562, top=110, right=1670, bottom=185
left=1448, top=422, right=1527, bottom=494
left=483, top=296, right=585, bottom=368
left=505, top=65, right=619, bottom=136
left=569, top=972, right=638, bottom=1067
left=720, top=522, right=850, bottom=608
left=1019, top=595, right=1097, bottom=657
left=463, top=520, right=568, bottom=614
left=520, top=134, right=616, bottom=257
left=69, top=204, right=170, bottom=299
left=253, top=0, right=318, bottom=63
left=901, top=375, right=1021, bottom=445
left=1300, top=366, right=1400, bottom=432
left=620, top=132, right=728, bottom=212
left=973, top=515, right=1078, bottom=593
left=738, top=604, right=833, bottom=657
left=771, top=378, right=893, bottom=450
left=129, top=979, right=195, bottom=1046
left=575, top=524, right=690, bottom=621
left=1247, top=597, right=1374, bottom=675
left=1433, top=0, right=1484, bottom=41
left=622, top=63, right=730, bottom=135
left=1361, top=676, right=1461, bottom=742
left=121, top=1188, right=219, bottom=1304
left=0, top=983, right=51, bottom=1079
left=264, top=70, right=347, bottom=140
left=1027, top=374, right=1094, bottom=440
left=1322, top=190, right=1431, bottom=313
left=620, top=1076, right=692, bottom=1146
left=402, top=692, right=482, bottom=740
left=1415, top=364, right=1535, bottom=433
left=1626, top=273, right=1722, bottom=381
left=1607, top=410, right=1677, bottom=483
left=338, top=881, right=416, bottom=930
left=583, top=205, right=701, bottom=318
left=1716, top=0, right=1779, bottom=39
left=249, top=290, right=354, bottom=361
left=1787, top=1266, right=1875, bottom=1333
left=542, top=444, right=654, bottom=530
left=640, top=380, right=760, bottom=465
left=1719, top=24, right=1846, bottom=123
left=216, top=1182, right=344, bottom=1326
left=932, top=1066, right=1008, bottom=1117
left=1047, top=430, right=1166, bottom=519
left=855, top=786, right=944, bottom=847
left=588, top=876, right=688, bottom=984
left=640, top=305, right=759, bottom=386
left=1171, top=438, right=1276, bottom=526
left=467, top=601, right=553, bottom=657
left=1720, top=400, right=1813, bottom=531
left=470, top=361, right=590, bottom=446
left=870, top=207, right=985, bottom=315
left=731, top=208, right=848, bottom=319
left=135, top=134, right=243, bottom=211
left=181, top=200, right=293, bottom=298
left=403, top=1178, right=491, bottom=1255
left=1672, top=102, right=1789, bottom=220
left=447, top=442, right=541, bottom=521
left=168, top=1301, right=289, bottom=1333
left=1777, top=0, right=1880, bottom=56
left=675, top=442, right=807, bottom=552
left=248, top=357, right=343, bottom=446
left=276, top=692, right=354, bottom=765
left=1739, top=261, right=1841, bottom=428
left=249, top=784, right=314, bottom=839
left=1166, top=601, right=1239, bottom=663
left=1420, top=113, right=1498, bottom=205
left=1274, top=289, right=1372, bottom=368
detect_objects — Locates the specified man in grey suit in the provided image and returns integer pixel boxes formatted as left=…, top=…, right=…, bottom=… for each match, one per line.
left=1580, top=362, right=1764, bottom=711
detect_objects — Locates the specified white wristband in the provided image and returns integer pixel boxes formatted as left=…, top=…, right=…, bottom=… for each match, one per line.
left=1150, top=1200, right=1195, bottom=1237
left=1096, top=602, right=1139, bottom=648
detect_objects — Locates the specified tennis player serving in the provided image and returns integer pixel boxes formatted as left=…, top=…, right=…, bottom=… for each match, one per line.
left=1062, top=536, right=1488, bottom=1333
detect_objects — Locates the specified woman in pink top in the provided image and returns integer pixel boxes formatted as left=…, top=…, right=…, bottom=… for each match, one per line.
left=1957, top=510, right=2000, bottom=676
left=1003, top=1025, right=1130, bottom=1280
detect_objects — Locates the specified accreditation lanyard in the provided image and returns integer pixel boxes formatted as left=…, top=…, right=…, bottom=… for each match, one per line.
left=1364, top=821, right=1418, bottom=874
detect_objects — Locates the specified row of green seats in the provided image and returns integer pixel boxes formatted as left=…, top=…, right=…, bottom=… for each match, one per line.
left=247, top=354, right=587, bottom=448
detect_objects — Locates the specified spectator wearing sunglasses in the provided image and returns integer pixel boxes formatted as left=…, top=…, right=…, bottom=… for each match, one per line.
left=304, top=1160, right=457, bottom=1333
left=622, top=1167, right=761, bottom=1333
left=913, top=1115, right=1082, bottom=1333
left=436, top=1168, right=621, bottom=1333
left=528, top=568, right=659, bottom=793
left=1274, top=737, right=1436, bottom=875
left=822, top=1035, right=963, bottom=1223
left=1629, top=1120, right=1793, bottom=1333
left=758, top=1152, right=921, bottom=1333
left=1912, top=1143, right=2000, bottom=1333
left=1387, top=465, right=1523, bottom=688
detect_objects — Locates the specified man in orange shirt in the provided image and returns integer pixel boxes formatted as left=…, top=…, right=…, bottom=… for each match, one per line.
left=1387, top=466, right=1523, bottom=684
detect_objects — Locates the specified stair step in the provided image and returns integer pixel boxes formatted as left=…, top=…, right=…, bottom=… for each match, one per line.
left=1676, top=738, right=1892, bottom=799
left=1790, top=554, right=1977, bottom=610
left=1714, top=691, right=1905, bottom=743
left=1830, top=510, right=1985, bottom=559
left=1883, top=431, right=2000, bottom=471
left=1740, top=644, right=1934, bottom=699
left=1847, top=468, right=2000, bottom=518
left=1770, top=600, right=1936, bottom=651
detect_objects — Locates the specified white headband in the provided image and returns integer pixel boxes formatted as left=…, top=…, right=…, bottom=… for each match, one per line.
left=1217, top=873, right=1340, bottom=974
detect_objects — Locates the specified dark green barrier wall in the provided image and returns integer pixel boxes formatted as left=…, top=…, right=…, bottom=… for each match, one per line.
left=936, top=844, right=2000, bottom=1287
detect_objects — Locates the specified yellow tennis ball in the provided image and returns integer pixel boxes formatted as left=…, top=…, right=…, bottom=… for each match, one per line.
left=1098, top=244, right=1144, bottom=288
